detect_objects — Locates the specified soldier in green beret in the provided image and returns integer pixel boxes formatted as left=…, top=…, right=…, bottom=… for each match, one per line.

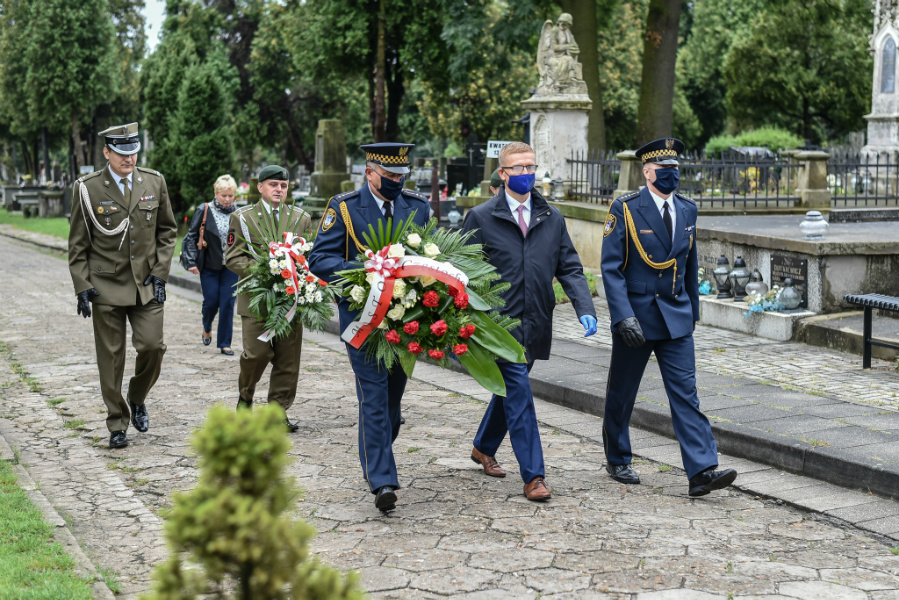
left=225, top=165, right=312, bottom=431
left=68, top=123, right=177, bottom=449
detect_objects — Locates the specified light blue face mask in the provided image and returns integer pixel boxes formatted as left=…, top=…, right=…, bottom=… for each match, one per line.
left=653, top=167, right=679, bottom=194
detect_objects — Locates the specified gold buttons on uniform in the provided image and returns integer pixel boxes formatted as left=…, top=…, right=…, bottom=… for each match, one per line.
left=656, top=294, right=660, bottom=298
left=658, top=272, right=663, bottom=278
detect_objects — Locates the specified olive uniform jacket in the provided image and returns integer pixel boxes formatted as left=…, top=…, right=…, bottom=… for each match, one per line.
left=68, top=165, right=177, bottom=306
left=225, top=201, right=312, bottom=318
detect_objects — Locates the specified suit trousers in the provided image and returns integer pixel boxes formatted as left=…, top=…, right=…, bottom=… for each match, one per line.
left=200, top=267, right=238, bottom=348
left=92, top=301, right=166, bottom=432
left=346, top=343, right=407, bottom=493
left=473, top=361, right=545, bottom=483
left=602, top=332, right=718, bottom=478
left=238, top=317, right=303, bottom=410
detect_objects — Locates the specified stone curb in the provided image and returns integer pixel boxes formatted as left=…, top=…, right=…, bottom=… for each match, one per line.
left=0, top=426, right=115, bottom=600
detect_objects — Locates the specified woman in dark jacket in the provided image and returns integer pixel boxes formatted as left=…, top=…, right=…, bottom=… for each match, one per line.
left=181, top=174, right=239, bottom=355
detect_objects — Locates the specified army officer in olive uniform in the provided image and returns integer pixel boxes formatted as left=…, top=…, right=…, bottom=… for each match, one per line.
left=225, top=165, right=311, bottom=431
left=68, top=123, right=177, bottom=449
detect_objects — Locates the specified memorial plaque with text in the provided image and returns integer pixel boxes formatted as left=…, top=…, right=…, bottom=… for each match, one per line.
left=770, top=255, right=808, bottom=308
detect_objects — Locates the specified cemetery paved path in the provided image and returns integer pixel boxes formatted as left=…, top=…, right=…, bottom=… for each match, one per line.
left=1, top=232, right=899, bottom=599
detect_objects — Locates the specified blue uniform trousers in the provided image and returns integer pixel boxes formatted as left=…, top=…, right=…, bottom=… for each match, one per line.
left=200, top=267, right=238, bottom=348
left=473, top=361, right=545, bottom=483
left=346, top=343, right=407, bottom=493
left=603, top=333, right=718, bottom=479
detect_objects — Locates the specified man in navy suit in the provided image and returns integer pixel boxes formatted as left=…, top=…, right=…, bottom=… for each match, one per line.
left=600, top=138, right=737, bottom=497
left=308, top=142, right=430, bottom=512
left=463, top=142, right=597, bottom=502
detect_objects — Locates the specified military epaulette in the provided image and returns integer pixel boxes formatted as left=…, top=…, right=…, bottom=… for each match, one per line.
left=614, top=190, right=640, bottom=203
left=401, top=189, right=429, bottom=203
left=674, top=191, right=695, bottom=204
left=329, top=189, right=359, bottom=203
left=135, top=166, right=161, bottom=177
left=78, top=171, right=102, bottom=183
left=234, top=205, right=254, bottom=215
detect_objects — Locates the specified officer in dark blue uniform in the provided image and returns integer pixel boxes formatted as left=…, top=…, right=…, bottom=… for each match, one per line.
left=600, top=138, right=737, bottom=497
left=307, top=142, right=430, bottom=512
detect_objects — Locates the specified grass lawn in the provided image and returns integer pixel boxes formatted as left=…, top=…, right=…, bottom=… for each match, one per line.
left=0, top=460, right=93, bottom=598
left=554, top=272, right=599, bottom=304
left=0, top=209, right=69, bottom=239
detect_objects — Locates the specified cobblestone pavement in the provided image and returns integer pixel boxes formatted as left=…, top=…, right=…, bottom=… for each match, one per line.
left=552, top=301, right=899, bottom=411
left=2, top=234, right=899, bottom=599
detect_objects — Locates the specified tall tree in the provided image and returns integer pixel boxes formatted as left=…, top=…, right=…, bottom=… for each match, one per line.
left=723, top=0, right=871, bottom=144
left=634, top=0, right=681, bottom=145
left=559, top=0, right=607, bottom=150
left=21, top=0, right=118, bottom=171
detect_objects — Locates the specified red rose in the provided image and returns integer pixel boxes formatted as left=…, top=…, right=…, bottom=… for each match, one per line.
left=408, top=342, right=423, bottom=354
left=459, top=324, right=476, bottom=339
left=453, top=343, right=469, bottom=356
left=430, top=320, right=448, bottom=336
left=385, top=330, right=401, bottom=344
left=281, top=269, right=292, bottom=279
left=428, top=349, right=445, bottom=360
left=286, top=286, right=296, bottom=295
left=403, top=321, right=420, bottom=335
left=448, top=286, right=459, bottom=298
left=318, top=279, right=328, bottom=287
left=454, top=292, right=469, bottom=309
left=305, top=275, right=315, bottom=282
left=422, top=290, right=440, bottom=307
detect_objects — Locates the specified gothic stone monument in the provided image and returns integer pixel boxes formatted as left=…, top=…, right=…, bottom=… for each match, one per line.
left=520, top=12, right=591, bottom=198
left=863, top=2, right=899, bottom=158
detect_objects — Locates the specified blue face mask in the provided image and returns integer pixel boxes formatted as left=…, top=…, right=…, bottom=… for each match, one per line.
left=506, top=173, right=535, bottom=195
left=377, top=174, right=405, bottom=201
left=653, top=167, right=679, bottom=194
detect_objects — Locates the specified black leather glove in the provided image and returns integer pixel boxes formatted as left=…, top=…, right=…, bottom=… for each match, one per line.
left=617, top=316, right=645, bottom=348
left=143, top=275, right=166, bottom=304
left=76, top=289, right=100, bottom=318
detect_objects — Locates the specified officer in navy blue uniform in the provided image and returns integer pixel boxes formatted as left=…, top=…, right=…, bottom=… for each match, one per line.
left=307, top=142, right=430, bottom=512
left=600, top=138, right=737, bottom=497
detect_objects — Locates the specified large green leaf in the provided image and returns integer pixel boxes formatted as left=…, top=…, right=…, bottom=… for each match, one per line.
left=465, top=287, right=491, bottom=311
left=398, top=348, right=417, bottom=379
left=468, top=310, right=526, bottom=363
left=457, top=342, right=506, bottom=396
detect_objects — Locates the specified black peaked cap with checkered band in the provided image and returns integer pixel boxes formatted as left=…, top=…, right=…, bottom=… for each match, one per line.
left=361, top=143, right=415, bottom=174
left=635, top=138, right=685, bottom=166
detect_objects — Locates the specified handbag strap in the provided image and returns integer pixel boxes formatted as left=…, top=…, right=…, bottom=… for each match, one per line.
left=197, top=203, right=209, bottom=249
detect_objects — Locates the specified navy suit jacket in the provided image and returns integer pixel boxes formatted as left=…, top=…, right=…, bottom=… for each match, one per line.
left=307, top=184, right=430, bottom=331
left=600, top=187, right=699, bottom=340
left=462, top=189, right=595, bottom=362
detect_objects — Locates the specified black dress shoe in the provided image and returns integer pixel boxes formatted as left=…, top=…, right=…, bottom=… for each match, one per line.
left=109, top=430, right=128, bottom=449
left=202, top=332, right=211, bottom=346
left=374, top=486, right=397, bottom=512
left=399, top=414, right=406, bottom=425
left=285, top=418, right=299, bottom=433
left=129, top=401, right=149, bottom=433
left=236, top=397, right=252, bottom=410
left=688, top=468, right=737, bottom=497
left=606, top=463, right=641, bottom=484
left=221, top=347, right=234, bottom=356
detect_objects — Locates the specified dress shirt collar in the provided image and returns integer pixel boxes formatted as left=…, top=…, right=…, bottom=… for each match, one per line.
left=505, top=191, right=531, bottom=216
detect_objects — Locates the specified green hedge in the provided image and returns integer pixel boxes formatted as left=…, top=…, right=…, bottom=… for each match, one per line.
left=704, top=127, right=804, bottom=156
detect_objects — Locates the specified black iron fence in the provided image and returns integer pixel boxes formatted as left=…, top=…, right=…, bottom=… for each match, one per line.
left=828, top=151, right=899, bottom=207
left=568, top=149, right=899, bottom=209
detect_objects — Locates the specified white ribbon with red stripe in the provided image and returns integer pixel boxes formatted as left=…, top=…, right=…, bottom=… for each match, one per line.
left=341, top=246, right=469, bottom=349
left=258, top=232, right=309, bottom=342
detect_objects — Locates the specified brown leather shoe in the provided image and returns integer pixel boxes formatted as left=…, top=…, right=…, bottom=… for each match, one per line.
left=524, top=477, right=551, bottom=501
left=471, top=446, right=506, bottom=477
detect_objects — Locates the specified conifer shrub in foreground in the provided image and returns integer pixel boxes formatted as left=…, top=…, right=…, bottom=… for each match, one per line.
left=145, top=405, right=364, bottom=600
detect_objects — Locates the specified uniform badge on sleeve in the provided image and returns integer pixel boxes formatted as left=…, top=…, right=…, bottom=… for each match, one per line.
left=603, top=214, right=617, bottom=237
left=322, top=207, right=337, bottom=232
left=227, top=228, right=235, bottom=246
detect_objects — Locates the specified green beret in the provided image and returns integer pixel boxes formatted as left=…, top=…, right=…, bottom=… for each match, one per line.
left=489, top=168, right=503, bottom=189
left=258, top=165, right=289, bottom=182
